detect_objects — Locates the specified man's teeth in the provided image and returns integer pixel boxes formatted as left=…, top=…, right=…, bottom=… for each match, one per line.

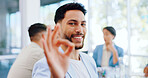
left=74, top=37, right=82, bottom=39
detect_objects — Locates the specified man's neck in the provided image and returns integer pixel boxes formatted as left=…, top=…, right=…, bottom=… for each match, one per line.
left=32, top=40, right=43, bottom=49
left=61, top=45, right=80, bottom=60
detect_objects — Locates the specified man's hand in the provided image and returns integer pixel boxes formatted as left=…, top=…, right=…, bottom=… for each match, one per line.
left=43, top=24, right=74, bottom=78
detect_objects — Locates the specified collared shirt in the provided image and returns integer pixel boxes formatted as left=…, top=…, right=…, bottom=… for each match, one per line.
left=69, top=58, right=90, bottom=78
left=32, top=52, right=98, bottom=78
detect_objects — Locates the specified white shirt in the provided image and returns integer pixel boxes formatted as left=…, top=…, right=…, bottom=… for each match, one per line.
left=69, top=58, right=90, bottom=78
left=101, top=45, right=111, bottom=67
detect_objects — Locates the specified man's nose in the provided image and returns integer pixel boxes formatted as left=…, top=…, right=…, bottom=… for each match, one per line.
left=75, top=25, right=82, bottom=33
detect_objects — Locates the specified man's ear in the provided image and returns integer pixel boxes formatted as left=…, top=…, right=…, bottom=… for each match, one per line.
left=42, top=33, right=46, bottom=40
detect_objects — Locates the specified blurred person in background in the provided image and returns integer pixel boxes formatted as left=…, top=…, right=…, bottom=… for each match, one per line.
left=144, top=64, right=148, bottom=77
left=93, top=26, right=124, bottom=68
left=7, top=23, right=47, bottom=78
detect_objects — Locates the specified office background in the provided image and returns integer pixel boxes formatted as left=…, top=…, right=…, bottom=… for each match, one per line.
left=0, top=0, right=148, bottom=78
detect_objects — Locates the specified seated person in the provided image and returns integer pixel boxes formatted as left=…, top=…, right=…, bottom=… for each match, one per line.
left=32, top=3, right=98, bottom=78
left=8, top=23, right=47, bottom=78
left=144, top=64, right=148, bottom=77
left=93, top=26, right=124, bottom=67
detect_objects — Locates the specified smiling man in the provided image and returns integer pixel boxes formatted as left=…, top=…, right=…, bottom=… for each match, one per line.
left=32, top=3, right=98, bottom=78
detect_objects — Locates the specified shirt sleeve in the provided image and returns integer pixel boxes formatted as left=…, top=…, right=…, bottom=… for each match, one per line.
left=109, top=46, right=124, bottom=67
left=119, top=48, right=124, bottom=57
left=92, top=46, right=99, bottom=66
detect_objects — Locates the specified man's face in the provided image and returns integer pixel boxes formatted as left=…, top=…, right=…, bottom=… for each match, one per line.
left=59, top=10, right=86, bottom=50
left=103, top=29, right=114, bottom=44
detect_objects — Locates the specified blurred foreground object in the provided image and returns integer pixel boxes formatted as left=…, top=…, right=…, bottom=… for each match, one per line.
left=144, top=64, right=148, bottom=77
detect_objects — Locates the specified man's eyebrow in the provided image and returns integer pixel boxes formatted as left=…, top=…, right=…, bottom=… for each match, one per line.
left=68, top=19, right=78, bottom=22
left=68, top=20, right=86, bottom=23
left=82, top=21, right=86, bottom=23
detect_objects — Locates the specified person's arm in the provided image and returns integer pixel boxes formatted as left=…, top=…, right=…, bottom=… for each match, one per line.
left=107, top=44, right=119, bottom=64
left=111, top=47, right=118, bottom=64
left=144, top=64, right=148, bottom=77
left=92, top=46, right=98, bottom=65
left=43, top=24, right=74, bottom=78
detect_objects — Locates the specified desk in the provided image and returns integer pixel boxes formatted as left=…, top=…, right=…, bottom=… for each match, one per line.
left=98, top=67, right=125, bottom=78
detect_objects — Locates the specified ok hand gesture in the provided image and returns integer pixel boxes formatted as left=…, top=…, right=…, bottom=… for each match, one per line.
left=43, top=24, right=74, bottom=78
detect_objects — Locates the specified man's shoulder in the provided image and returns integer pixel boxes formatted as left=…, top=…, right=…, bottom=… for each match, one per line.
left=32, top=57, right=51, bottom=78
left=34, top=57, right=48, bottom=67
left=23, top=43, right=42, bottom=50
left=80, top=52, right=95, bottom=62
left=21, top=43, right=44, bottom=56
left=80, top=52, right=90, bottom=57
left=80, top=52, right=98, bottom=77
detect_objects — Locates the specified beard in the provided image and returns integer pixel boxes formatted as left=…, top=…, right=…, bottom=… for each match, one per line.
left=75, top=42, right=84, bottom=50
left=64, top=33, right=84, bottom=50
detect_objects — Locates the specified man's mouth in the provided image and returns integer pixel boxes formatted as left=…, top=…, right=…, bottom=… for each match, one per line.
left=73, top=36, right=82, bottom=39
left=71, top=35, right=84, bottom=42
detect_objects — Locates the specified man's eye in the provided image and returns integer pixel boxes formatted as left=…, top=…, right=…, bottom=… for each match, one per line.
left=69, top=23, right=75, bottom=25
left=81, top=24, right=86, bottom=26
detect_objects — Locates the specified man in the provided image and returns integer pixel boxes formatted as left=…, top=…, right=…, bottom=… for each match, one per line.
left=32, top=3, right=98, bottom=78
left=8, top=23, right=47, bottom=78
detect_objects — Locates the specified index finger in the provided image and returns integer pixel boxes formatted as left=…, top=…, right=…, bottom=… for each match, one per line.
left=51, top=24, right=60, bottom=44
left=56, top=39, right=75, bottom=56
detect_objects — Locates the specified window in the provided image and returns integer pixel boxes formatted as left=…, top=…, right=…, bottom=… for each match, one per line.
left=9, top=12, right=21, bottom=54
left=78, top=0, right=148, bottom=77
left=130, top=0, right=148, bottom=76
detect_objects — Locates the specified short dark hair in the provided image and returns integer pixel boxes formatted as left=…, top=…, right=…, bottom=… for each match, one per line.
left=54, top=2, right=87, bottom=24
left=103, top=26, right=116, bottom=37
left=28, top=23, right=47, bottom=37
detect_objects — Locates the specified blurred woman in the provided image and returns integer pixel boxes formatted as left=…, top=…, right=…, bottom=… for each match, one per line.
left=93, top=26, right=124, bottom=67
